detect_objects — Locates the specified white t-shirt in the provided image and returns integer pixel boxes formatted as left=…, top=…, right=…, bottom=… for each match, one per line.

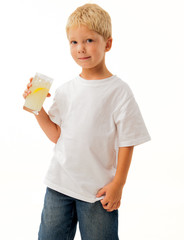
left=44, top=75, right=150, bottom=203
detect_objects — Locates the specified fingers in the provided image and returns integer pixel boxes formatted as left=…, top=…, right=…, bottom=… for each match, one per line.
left=27, top=77, right=33, bottom=89
left=100, top=196, right=108, bottom=205
left=23, top=89, right=31, bottom=99
left=96, top=188, right=106, bottom=198
left=23, top=77, right=33, bottom=99
left=23, top=77, right=51, bottom=99
left=27, top=82, right=32, bottom=89
left=101, top=200, right=121, bottom=212
left=113, top=201, right=120, bottom=211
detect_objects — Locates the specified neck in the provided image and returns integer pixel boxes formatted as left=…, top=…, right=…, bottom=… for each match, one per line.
left=80, top=61, right=113, bottom=80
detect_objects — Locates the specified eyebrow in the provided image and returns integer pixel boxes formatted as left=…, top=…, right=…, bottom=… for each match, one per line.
left=69, top=35, right=97, bottom=41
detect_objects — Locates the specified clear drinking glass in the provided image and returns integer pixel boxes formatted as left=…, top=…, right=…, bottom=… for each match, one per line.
left=23, top=73, right=53, bottom=115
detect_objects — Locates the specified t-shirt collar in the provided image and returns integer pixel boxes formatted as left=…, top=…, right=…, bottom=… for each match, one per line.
left=76, top=75, right=116, bottom=85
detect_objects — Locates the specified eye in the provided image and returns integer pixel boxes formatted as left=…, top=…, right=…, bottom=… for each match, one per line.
left=86, top=39, right=93, bottom=43
left=71, top=41, right=77, bottom=45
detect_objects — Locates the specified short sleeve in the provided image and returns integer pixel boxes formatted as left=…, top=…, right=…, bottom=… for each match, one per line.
left=48, top=89, right=62, bottom=126
left=113, top=95, right=151, bottom=147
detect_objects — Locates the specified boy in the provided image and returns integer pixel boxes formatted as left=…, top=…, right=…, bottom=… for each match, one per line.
left=23, top=3, right=150, bottom=240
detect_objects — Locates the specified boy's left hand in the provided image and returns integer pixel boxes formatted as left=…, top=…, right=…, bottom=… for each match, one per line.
left=96, top=181, right=123, bottom=212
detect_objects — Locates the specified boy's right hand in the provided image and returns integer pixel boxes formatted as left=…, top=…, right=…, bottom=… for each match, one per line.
left=23, top=77, right=33, bottom=99
left=23, top=77, right=51, bottom=99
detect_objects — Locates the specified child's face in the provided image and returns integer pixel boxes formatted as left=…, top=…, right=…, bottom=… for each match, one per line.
left=68, top=25, right=110, bottom=71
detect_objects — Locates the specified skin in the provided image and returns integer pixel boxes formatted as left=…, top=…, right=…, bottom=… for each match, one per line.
left=23, top=25, right=134, bottom=212
left=96, top=146, right=134, bottom=212
left=23, top=79, right=61, bottom=143
left=68, top=25, right=113, bottom=80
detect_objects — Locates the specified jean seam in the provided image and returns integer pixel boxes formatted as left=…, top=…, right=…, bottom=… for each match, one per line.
left=66, top=201, right=76, bottom=240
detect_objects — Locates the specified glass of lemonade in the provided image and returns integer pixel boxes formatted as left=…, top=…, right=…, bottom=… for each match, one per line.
left=23, top=73, right=53, bottom=115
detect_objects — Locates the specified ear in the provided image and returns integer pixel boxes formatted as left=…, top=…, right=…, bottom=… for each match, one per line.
left=105, top=37, right=113, bottom=52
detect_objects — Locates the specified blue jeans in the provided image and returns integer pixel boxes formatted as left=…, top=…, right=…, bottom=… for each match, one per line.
left=38, top=187, right=119, bottom=240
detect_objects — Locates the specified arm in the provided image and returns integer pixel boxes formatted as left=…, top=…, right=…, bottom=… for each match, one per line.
left=113, top=146, right=134, bottom=187
left=96, top=146, right=134, bottom=212
left=35, top=107, right=61, bottom=143
left=23, top=78, right=61, bottom=144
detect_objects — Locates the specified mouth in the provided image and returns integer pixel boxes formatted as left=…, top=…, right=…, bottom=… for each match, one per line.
left=78, top=56, right=91, bottom=60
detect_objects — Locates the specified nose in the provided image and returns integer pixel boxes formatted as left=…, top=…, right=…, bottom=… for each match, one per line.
left=77, top=43, right=86, bottom=54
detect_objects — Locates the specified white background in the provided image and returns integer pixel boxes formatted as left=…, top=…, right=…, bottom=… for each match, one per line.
left=0, top=0, right=183, bottom=239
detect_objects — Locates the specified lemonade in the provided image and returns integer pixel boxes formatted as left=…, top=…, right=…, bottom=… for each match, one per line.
left=23, top=73, right=53, bottom=115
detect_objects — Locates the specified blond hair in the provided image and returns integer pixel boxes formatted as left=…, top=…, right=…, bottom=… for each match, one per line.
left=66, top=3, right=112, bottom=40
